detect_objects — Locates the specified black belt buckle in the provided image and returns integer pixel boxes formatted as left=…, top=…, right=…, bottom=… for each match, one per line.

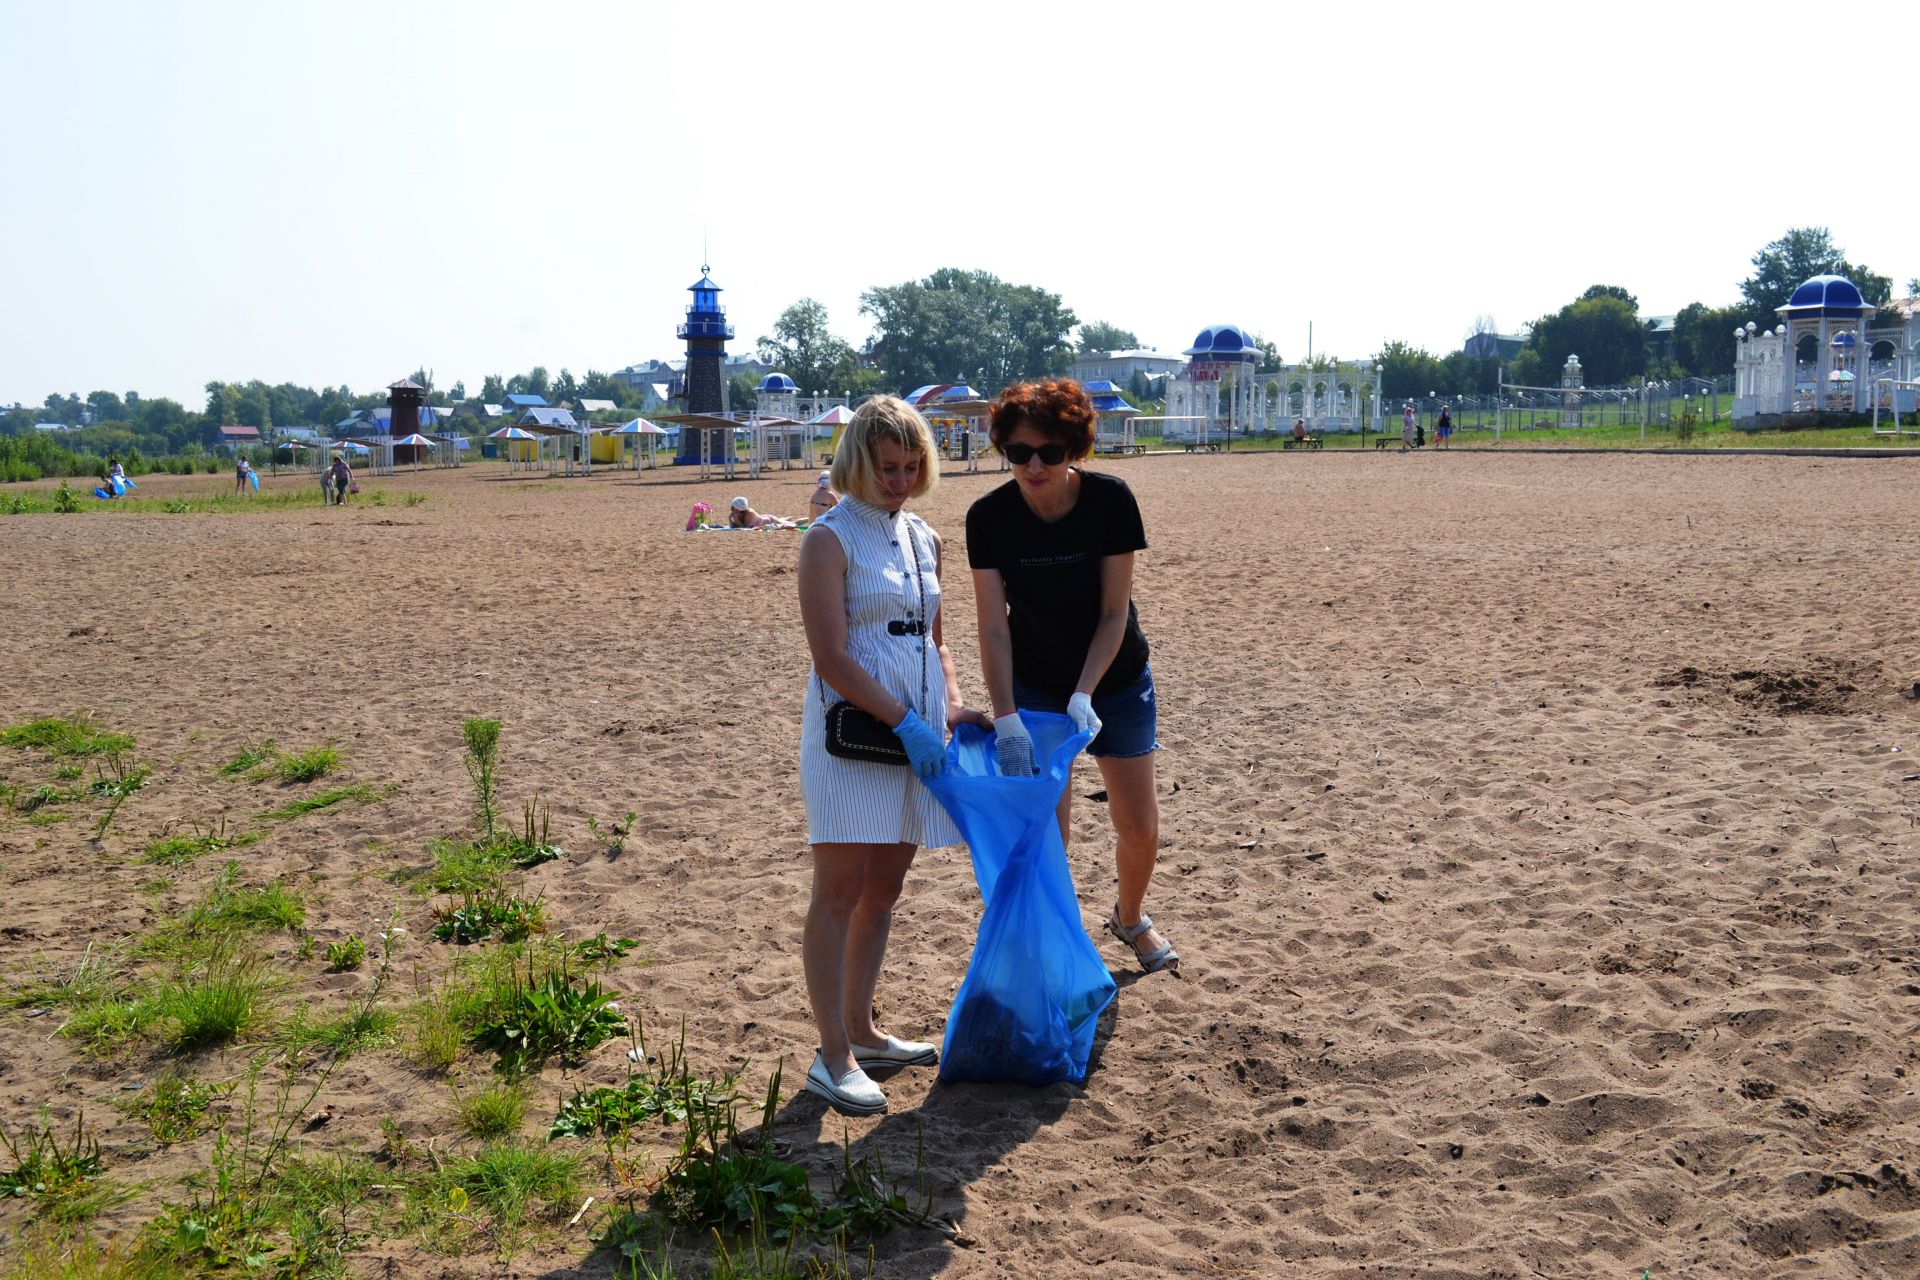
left=886, top=619, right=926, bottom=637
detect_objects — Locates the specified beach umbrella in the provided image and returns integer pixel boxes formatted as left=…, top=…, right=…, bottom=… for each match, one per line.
left=488, top=425, right=537, bottom=439
left=612, top=417, right=668, bottom=470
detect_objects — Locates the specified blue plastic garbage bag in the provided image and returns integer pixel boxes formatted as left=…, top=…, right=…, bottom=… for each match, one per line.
left=923, top=710, right=1117, bottom=1086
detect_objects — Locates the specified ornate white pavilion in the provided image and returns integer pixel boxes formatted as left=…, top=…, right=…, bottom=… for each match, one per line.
left=1733, top=274, right=1920, bottom=420
left=1163, top=323, right=1383, bottom=443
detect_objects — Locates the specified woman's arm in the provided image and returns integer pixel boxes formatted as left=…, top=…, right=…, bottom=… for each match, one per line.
left=971, top=568, right=1018, bottom=718
left=1072, top=552, right=1135, bottom=697
left=796, top=526, right=908, bottom=725
left=930, top=531, right=990, bottom=729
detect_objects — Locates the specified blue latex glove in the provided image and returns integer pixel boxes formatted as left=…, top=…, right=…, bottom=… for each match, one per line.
left=993, top=711, right=1038, bottom=777
left=892, top=708, right=946, bottom=778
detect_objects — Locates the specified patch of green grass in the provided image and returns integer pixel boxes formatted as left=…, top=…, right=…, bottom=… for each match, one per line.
left=149, top=943, right=276, bottom=1050
left=170, top=861, right=306, bottom=938
left=456, top=1082, right=527, bottom=1141
left=216, top=740, right=277, bottom=776
left=279, top=1004, right=398, bottom=1058
left=141, top=819, right=261, bottom=868
left=413, top=837, right=513, bottom=895
left=3, top=1229, right=166, bottom=1279
left=119, top=1068, right=226, bottom=1146
left=0, top=715, right=133, bottom=759
left=53, top=763, right=84, bottom=781
left=255, top=782, right=382, bottom=823
left=434, top=1140, right=581, bottom=1232
left=270, top=743, right=338, bottom=784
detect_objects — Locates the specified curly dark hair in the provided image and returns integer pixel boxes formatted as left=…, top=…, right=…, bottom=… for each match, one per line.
left=988, top=378, right=1096, bottom=459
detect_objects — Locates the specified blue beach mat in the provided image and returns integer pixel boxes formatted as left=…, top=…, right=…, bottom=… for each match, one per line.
left=248, top=470, right=259, bottom=490
left=923, top=711, right=1115, bottom=1086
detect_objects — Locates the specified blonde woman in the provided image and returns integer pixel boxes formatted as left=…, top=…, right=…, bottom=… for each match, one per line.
left=795, top=396, right=989, bottom=1114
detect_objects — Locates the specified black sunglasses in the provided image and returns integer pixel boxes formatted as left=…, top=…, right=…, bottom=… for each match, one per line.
left=1002, top=442, right=1069, bottom=466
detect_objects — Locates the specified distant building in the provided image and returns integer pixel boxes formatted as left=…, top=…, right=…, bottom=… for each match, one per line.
left=1071, top=348, right=1189, bottom=387
left=576, top=398, right=618, bottom=420
left=504, top=393, right=548, bottom=409
left=1462, top=332, right=1528, bottom=361
left=215, top=424, right=262, bottom=450
left=518, top=407, right=578, bottom=429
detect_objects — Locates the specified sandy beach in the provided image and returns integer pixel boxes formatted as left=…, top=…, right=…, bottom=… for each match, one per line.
left=2, top=450, right=1918, bottom=1278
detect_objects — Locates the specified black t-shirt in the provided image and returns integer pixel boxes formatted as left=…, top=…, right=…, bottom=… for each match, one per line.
left=966, top=469, right=1150, bottom=700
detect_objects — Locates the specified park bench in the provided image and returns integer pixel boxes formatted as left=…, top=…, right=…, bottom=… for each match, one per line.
left=1282, top=436, right=1323, bottom=450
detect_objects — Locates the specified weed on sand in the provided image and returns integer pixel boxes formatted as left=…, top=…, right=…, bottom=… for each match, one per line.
left=455, top=1081, right=528, bottom=1141
left=216, top=740, right=276, bottom=776
left=0, top=1112, right=128, bottom=1225
left=142, top=818, right=262, bottom=867
left=255, top=783, right=383, bottom=824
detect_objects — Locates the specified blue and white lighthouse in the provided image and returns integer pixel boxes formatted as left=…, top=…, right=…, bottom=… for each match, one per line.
left=674, top=266, right=735, bottom=464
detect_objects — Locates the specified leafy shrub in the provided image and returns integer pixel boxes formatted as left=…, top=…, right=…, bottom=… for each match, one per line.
left=431, top=889, right=545, bottom=945
left=324, top=937, right=366, bottom=971
left=475, top=959, right=624, bottom=1076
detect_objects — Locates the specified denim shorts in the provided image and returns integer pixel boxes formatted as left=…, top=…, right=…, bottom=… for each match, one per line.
left=1012, top=665, right=1160, bottom=759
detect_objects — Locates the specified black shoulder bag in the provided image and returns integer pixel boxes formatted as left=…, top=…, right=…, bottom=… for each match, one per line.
left=821, top=516, right=928, bottom=766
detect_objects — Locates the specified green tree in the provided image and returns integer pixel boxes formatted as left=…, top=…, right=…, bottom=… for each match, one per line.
left=480, top=374, right=507, bottom=403
left=1670, top=302, right=1746, bottom=378
left=1521, top=292, right=1648, bottom=386
left=758, top=298, right=858, bottom=395
left=1248, top=333, right=1282, bottom=372
left=552, top=368, right=579, bottom=405
left=447, top=380, right=466, bottom=402
left=1374, top=340, right=1448, bottom=400
left=86, top=390, right=126, bottom=423
left=1580, top=284, right=1639, bottom=310
left=859, top=268, right=1077, bottom=391
left=728, top=372, right=760, bottom=412
left=1741, top=227, right=1892, bottom=318
left=1076, top=321, right=1139, bottom=354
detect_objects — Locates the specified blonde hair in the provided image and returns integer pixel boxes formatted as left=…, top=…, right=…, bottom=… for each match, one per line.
left=830, top=396, right=939, bottom=504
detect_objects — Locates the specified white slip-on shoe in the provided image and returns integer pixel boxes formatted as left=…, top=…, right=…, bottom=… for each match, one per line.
left=805, top=1053, right=886, bottom=1116
left=850, top=1034, right=939, bottom=1069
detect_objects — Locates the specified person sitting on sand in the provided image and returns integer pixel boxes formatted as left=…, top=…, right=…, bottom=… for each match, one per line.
left=809, top=471, right=839, bottom=520
left=729, top=496, right=796, bottom=529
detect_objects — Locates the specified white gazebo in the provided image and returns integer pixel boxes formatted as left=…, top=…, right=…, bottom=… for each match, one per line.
left=1736, top=274, right=1875, bottom=419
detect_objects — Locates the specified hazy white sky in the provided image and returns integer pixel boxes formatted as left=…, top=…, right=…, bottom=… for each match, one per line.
left=3, top=0, right=1913, bottom=410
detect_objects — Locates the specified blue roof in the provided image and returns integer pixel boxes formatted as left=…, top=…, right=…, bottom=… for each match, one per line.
left=1090, top=393, right=1138, bottom=414
left=1782, top=274, right=1872, bottom=314
left=759, top=372, right=798, bottom=393
left=505, top=393, right=548, bottom=407
left=520, top=407, right=578, bottom=428
left=688, top=274, right=722, bottom=293
left=1184, top=324, right=1260, bottom=361
left=1081, top=379, right=1123, bottom=394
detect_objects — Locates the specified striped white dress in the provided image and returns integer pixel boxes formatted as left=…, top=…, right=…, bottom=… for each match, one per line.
left=800, top=497, right=960, bottom=848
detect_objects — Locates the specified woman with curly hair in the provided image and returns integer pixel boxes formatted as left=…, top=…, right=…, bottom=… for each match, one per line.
left=966, top=378, right=1178, bottom=974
